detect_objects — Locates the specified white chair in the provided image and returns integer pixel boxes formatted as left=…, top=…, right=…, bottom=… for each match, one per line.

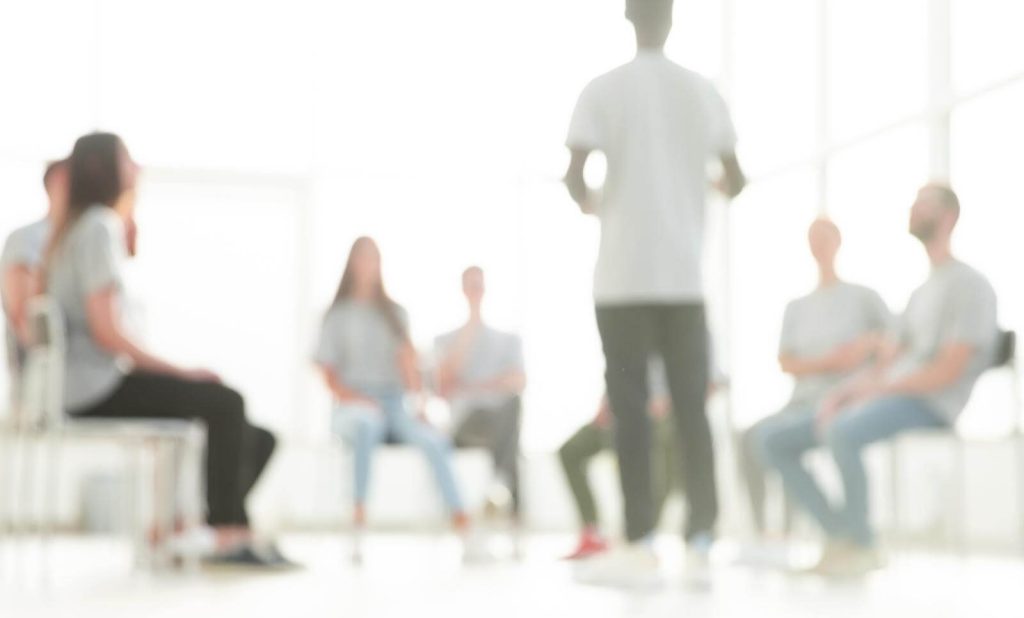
left=889, top=330, right=1022, bottom=553
left=334, top=431, right=493, bottom=564
left=3, top=297, right=207, bottom=574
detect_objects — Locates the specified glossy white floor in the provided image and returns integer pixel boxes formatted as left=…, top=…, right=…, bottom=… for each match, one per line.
left=2, top=533, right=1022, bottom=618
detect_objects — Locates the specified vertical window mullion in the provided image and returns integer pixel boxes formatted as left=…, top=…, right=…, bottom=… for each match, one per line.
left=929, top=0, right=953, bottom=178
left=816, top=0, right=831, bottom=215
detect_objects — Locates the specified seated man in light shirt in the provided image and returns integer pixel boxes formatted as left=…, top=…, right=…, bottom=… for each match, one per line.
left=758, top=184, right=999, bottom=577
left=434, top=266, right=526, bottom=519
left=2, top=160, right=68, bottom=373
left=741, top=219, right=891, bottom=538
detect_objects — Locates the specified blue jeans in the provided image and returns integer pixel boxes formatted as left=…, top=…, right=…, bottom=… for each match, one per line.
left=740, top=401, right=814, bottom=533
left=755, top=396, right=945, bottom=547
left=333, top=389, right=464, bottom=513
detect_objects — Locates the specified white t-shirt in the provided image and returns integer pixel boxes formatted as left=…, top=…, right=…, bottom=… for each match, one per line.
left=779, top=282, right=893, bottom=406
left=886, top=260, right=998, bottom=423
left=434, top=324, right=524, bottom=427
left=48, top=207, right=128, bottom=412
left=2, top=218, right=50, bottom=366
left=566, top=50, right=737, bottom=304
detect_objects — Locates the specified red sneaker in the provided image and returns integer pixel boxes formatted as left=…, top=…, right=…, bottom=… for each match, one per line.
left=563, top=534, right=609, bottom=561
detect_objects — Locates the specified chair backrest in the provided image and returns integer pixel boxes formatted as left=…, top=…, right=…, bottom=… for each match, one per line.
left=20, top=296, right=67, bottom=431
left=993, top=330, right=1016, bottom=369
left=6, top=328, right=23, bottom=416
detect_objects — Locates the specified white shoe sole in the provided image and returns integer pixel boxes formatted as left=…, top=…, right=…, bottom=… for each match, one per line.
left=574, top=563, right=665, bottom=590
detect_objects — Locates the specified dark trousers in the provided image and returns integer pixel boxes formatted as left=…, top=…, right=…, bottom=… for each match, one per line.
left=559, top=416, right=682, bottom=528
left=453, top=396, right=522, bottom=516
left=595, top=303, right=716, bottom=542
left=75, top=372, right=277, bottom=527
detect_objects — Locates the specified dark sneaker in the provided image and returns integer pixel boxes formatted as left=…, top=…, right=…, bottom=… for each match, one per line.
left=203, top=544, right=298, bottom=571
left=257, top=542, right=302, bottom=570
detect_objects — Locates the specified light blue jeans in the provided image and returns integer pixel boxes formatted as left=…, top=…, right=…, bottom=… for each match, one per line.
left=333, top=389, right=464, bottom=513
left=755, top=396, right=945, bottom=547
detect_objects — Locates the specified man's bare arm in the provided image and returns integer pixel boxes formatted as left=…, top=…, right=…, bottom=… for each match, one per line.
left=564, top=148, right=596, bottom=215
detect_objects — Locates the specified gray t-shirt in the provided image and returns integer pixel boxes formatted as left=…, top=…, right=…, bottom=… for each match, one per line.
left=47, top=207, right=127, bottom=412
left=315, top=300, right=409, bottom=394
left=434, top=324, right=524, bottom=424
left=1, top=218, right=49, bottom=273
left=887, top=260, right=998, bottom=422
left=2, top=218, right=50, bottom=367
left=779, top=282, right=892, bottom=406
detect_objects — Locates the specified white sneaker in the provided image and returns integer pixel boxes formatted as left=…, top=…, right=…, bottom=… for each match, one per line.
left=684, top=532, right=714, bottom=588
left=351, top=525, right=365, bottom=566
left=805, top=541, right=884, bottom=577
left=166, top=525, right=217, bottom=559
left=461, top=528, right=497, bottom=565
left=574, top=544, right=663, bottom=590
left=686, top=532, right=714, bottom=568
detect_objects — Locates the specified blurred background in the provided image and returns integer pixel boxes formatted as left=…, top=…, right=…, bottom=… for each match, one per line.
left=2, top=0, right=1023, bottom=539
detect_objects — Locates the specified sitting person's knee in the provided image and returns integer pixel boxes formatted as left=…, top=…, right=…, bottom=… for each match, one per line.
left=209, top=385, right=247, bottom=423
left=253, top=425, right=277, bottom=455
left=558, top=441, right=576, bottom=464
left=823, top=417, right=859, bottom=455
left=416, top=431, right=451, bottom=454
left=350, top=413, right=381, bottom=439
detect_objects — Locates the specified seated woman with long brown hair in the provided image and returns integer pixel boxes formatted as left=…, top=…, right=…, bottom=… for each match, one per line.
left=45, top=132, right=289, bottom=568
left=315, top=237, right=481, bottom=562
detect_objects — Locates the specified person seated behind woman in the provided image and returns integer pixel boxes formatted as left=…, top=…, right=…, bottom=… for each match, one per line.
left=559, top=358, right=684, bottom=560
left=315, top=237, right=480, bottom=562
left=46, top=132, right=289, bottom=567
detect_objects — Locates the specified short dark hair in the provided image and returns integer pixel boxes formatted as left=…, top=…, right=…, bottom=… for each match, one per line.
left=925, top=182, right=961, bottom=223
left=42, top=159, right=66, bottom=190
left=626, top=0, right=673, bottom=25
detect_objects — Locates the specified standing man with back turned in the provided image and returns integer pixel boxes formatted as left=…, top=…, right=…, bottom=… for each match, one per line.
left=563, top=0, right=746, bottom=587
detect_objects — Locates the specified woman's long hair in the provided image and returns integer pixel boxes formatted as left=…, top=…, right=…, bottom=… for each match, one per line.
left=333, top=237, right=409, bottom=341
left=43, top=132, right=129, bottom=284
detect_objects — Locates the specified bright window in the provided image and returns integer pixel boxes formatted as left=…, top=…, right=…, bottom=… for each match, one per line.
left=1, top=0, right=1023, bottom=443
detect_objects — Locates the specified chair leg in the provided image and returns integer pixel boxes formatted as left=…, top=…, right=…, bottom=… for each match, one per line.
left=889, top=441, right=901, bottom=548
left=0, top=430, right=12, bottom=580
left=127, top=442, right=152, bottom=572
left=40, top=430, right=63, bottom=585
left=1016, top=434, right=1024, bottom=555
left=151, top=438, right=174, bottom=572
left=953, top=439, right=968, bottom=557
left=512, top=453, right=524, bottom=561
left=7, top=429, right=30, bottom=582
left=27, top=432, right=50, bottom=583
left=1012, top=365, right=1024, bottom=555
left=180, top=428, right=205, bottom=574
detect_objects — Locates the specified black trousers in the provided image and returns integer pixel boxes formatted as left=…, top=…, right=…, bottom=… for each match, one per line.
left=453, top=396, right=522, bottom=516
left=75, top=372, right=277, bottom=527
left=595, top=303, right=716, bottom=542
